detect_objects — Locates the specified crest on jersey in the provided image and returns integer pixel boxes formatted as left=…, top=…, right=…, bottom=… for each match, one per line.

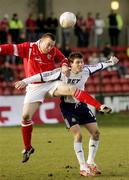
left=47, top=54, right=51, bottom=59
left=35, top=55, right=41, bottom=61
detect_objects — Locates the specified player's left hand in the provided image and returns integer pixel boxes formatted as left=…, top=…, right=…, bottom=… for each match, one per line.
left=99, top=104, right=112, bottom=113
left=108, top=56, right=119, bottom=65
left=15, top=81, right=27, bottom=89
left=61, top=65, right=70, bottom=77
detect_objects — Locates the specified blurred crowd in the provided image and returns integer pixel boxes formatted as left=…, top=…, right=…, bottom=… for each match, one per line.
left=74, top=11, right=123, bottom=48
left=0, top=12, right=58, bottom=44
left=0, top=10, right=124, bottom=47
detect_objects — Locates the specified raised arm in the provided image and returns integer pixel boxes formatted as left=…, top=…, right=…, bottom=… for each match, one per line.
left=85, top=56, right=119, bottom=75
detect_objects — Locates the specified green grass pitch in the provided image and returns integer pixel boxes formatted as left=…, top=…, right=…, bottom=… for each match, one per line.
left=0, top=113, right=129, bottom=180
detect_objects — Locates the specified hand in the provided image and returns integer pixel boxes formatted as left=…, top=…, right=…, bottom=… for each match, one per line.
left=99, top=104, right=112, bottom=113
left=61, top=65, right=70, bottom=77
left=15, top=81, right=27, bottom=89
left=108, top=56, right=119, bottom=65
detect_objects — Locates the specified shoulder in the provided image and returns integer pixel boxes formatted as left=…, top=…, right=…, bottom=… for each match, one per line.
left=82, top=65, right=92, bottom=75
left=51, top=47, right=63, bottom=56
left=83, top=65, right=91, bottom=71
left=30, top=41, right=39, bottom=47
left=54, top=47, right=63, bottom=53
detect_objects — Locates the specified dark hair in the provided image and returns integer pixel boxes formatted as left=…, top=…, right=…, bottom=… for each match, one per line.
left=41, top=33, right=55, bottom=41
left=68, top=52, right=83, bottom=63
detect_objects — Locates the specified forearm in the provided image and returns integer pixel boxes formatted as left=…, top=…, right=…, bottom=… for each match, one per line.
left=22, top=74, right=42, bottom=84
left=22, top=68, right=61, bottom=84
left=100, top=61, right=113, bottom=69
left=87, top=61, right=114, bottom=74
left=91, top=56, right=119, bottom=74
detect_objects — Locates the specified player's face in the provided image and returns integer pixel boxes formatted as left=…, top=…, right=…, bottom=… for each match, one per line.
left=70, top=58, right=84, bottom=73
left=40, top=37, right=55, bottom=53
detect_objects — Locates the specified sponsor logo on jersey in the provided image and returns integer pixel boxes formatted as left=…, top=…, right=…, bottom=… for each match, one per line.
left=67, top=78, right=80, bottom=84
left=34, top=55, right=44, bottom=64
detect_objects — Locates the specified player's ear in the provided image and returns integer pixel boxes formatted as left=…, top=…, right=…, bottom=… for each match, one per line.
left=70, top=61, right=73, bottom=67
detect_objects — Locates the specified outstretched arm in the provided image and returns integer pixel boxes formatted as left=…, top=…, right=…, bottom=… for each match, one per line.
left=85, top=56, right=119, bottom=75
left=0, top=42, right=30, bottom=58
left=15, top=68, right=61, bottom=89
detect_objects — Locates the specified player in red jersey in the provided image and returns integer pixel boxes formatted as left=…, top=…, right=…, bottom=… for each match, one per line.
left=0, top=33, right=111, bottom=163
left=0, top=33, right=69, bottom=160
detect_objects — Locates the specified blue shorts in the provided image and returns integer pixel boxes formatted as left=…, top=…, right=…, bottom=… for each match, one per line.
left=60, top=102, right=96, bottom=128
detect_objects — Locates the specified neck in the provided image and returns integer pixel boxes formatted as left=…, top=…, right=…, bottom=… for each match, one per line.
left=71, top=69, right=79, bottom=74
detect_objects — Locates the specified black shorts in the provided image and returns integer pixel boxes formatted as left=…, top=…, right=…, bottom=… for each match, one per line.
left=60, top=102, right=96, bottom=128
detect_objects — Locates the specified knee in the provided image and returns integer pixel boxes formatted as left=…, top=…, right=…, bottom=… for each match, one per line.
left=22, top=113, right=31, bottom=121
left=69, top=85, right=76, bottom=96
left=92, top=130, right=100, bottom=140
left=75, top=132, right=82, bottom=142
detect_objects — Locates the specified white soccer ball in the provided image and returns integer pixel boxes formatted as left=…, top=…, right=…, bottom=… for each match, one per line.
left=59, top=12, right=76, bottom=28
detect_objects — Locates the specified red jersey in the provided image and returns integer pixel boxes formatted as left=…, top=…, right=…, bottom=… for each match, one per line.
left=25, top=18, right=36, bottom=33
left=0, top=41, right=68, bottom=77
left=83, top=17, right=95, bottom=33
left=0, top=19, right=9, bottom=32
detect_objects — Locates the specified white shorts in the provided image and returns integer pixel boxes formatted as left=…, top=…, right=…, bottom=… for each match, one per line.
left=24, top=81, right=62, bottom=104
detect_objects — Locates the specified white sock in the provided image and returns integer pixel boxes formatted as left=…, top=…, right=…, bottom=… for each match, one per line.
left=87, top=138, right=99, bottom=165
left=74, top=141, right=86, bottom=170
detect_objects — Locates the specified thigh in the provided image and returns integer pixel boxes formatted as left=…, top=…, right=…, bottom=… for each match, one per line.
left=24, top=84, right=47, bottom=104
left=60, top=103, right=79, bottom=128
left=75, top=103, right=96, bottom=125
left=70, top=124, right=81, bottom=136
left=54, top=82, right=75, bottom=96
left=22, top=102, right=41, bottom=119
left=24, top=82, right=61, bottom=103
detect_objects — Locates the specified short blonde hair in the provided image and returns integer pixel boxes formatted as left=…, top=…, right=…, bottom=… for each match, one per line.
left=41, top=33, right=55, bottom=41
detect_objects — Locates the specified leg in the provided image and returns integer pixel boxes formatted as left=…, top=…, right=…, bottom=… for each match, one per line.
left=70, top=125, right=94, bottom=176
left=53, top=82, right=101, bottom=109
left=59, top=102, right=85, bottom=169
left=59, top=102, right=94, bottom=176
left=85, top=122, right=101, bottom=174
left=21, top=102, right=41, bottom=162
left=70, top=125, right=86, bottom=170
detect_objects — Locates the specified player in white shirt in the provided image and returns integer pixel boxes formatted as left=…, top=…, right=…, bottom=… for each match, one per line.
left=15, top=52, right=119, bottom=176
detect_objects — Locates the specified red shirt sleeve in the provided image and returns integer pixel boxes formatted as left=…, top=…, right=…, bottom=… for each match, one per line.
left=0, top=42, right=30, bottom=59
left=54, top=47, right=69, bottom=66
left=16, top=42, right=30, bottom=58
left=0, top=44, right=14, bottom=55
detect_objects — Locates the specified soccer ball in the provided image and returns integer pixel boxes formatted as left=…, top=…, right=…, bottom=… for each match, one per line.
left=59, top=12, right=76, bottom=28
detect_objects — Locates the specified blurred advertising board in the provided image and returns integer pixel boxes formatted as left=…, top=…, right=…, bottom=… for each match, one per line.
left=0, top=95, right=128, bottom=126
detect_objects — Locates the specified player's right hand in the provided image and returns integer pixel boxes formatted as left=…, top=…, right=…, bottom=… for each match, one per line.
left=15, top=81, right=27, bottom=89
left=99, top=104, right=112, bottom=113
left=61, top=65, right=70, bottom=77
